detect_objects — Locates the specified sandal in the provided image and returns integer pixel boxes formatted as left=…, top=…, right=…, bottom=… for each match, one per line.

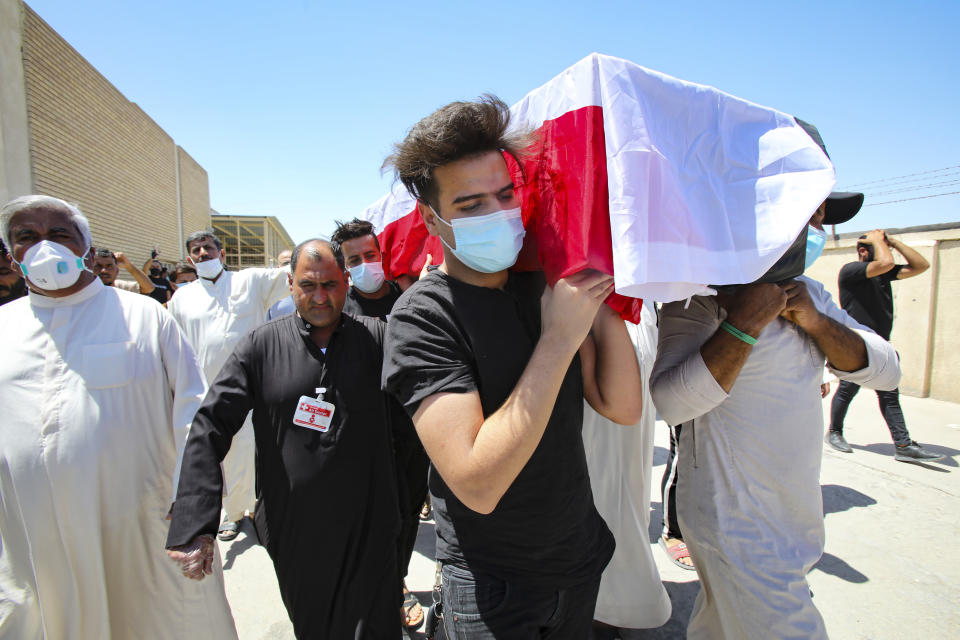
left=401, top=586, right=424, bottom=629
left=217, top=520, right=240, bottom=542
left=659, top=536, right=696, bottom=571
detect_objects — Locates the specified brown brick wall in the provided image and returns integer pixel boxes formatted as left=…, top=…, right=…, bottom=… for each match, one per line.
left=20, top=4, right=208, bottom=267
left=177, top=146, right=211, bottom=250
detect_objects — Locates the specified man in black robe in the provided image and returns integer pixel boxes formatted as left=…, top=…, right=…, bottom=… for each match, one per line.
left=167, top=239, right=401, bottom=639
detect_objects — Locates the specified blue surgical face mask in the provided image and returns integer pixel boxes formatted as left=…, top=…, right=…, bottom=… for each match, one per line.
left=348, top=260, right=385, bottom=293
left=805, top=226, right=827, bottom=269
left=431, top=206, right=525, bottom=274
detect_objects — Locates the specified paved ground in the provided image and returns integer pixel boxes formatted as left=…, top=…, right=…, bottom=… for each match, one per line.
left=219, top=391, right=960, bottom=639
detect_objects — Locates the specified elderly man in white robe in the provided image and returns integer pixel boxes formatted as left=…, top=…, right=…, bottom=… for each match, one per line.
left=0, top=195, right=236, bottom=639
left=650, top=200, right=900, bottom=639
left=166, top=228, right=289, bottom=540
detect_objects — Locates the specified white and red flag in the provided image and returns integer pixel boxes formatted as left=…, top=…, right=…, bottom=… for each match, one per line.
left=362, top=53, right=835, bottom=318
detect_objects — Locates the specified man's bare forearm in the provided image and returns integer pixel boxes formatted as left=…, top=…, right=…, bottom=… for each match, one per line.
left=456, top=333, right=580, bottom=512
left=890, top=238, right=929, bottom=275
left=700, top=327, right=755, bottom=393
left=866, top=237, right=895, bottom=277
left=124, top=261, right=156, bottom=294
left=414, top=271, right=612, bottom=514
left=802, top=314, right=868, bottom=372
left=582, top=307, right=643, bottom=424
left=700, top=290, right=781, bottom=393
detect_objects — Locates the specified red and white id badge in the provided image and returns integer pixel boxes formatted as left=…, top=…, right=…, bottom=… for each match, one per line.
left=292, top=395, right=335, bottom=432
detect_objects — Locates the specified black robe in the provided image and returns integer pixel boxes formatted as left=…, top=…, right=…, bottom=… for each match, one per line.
left=167, top=312, right=401, bottom=639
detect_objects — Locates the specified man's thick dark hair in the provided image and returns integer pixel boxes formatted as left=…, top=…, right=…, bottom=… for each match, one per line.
left=94, top=248, right=116, bottom=262
left=184, top=229, right=222, bottom=253
left=382, top=94, right=533, bottom=210
left=330, top=218, right=379, bottom=261
left=291, top=238, right=344, bottom=274
left=856, top=234, right=874, bottom=261
left=172, top=261, right=196, bottom=279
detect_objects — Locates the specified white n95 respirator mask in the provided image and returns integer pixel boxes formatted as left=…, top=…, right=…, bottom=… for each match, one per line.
left=17, top=240, right=88, bottom=290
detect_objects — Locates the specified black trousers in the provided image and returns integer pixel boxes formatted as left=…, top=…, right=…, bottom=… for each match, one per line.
left=659, top=422, right=683, bottom=540
left=829, top=380, right=911, bottom=446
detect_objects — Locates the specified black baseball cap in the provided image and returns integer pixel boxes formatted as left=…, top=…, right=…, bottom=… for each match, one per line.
left=794, top=117, right=864, bottom=225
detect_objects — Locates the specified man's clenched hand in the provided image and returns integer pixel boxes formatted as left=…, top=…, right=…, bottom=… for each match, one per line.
left=540, top=270, right=614, bottom=349
left=167, top=534, right=215, bottom=581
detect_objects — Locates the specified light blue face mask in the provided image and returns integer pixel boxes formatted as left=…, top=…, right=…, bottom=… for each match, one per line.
left=805, top=226, right=827, bottom=269
left=431, top=206, right=525, bottom=274
left=348, top=260, right=385, bottom=293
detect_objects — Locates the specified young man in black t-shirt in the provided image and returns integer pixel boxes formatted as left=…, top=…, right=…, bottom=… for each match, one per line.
left=828, top=229, right=942, bottom=462
left=381, top=96, right=643, bottom=638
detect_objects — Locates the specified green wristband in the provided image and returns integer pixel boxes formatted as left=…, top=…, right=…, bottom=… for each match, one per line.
left=720, top=320, right=758, bottom=345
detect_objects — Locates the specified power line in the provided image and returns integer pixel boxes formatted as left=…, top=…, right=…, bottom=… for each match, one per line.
left=863, top=191, right=960, bottom=207
left=838, top=164, right=960, bottom=190
left=868, top=178, right=960, bottom=197
left=854, top=170, right=960, bottom=192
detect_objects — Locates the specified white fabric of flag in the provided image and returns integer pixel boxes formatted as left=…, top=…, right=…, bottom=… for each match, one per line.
left=510, top=53, right=836, bottom=302
left=363, top=53, right=836, bottom=303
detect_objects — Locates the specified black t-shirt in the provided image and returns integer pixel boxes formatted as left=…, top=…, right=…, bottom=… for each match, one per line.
left=838, top=262, right=903, bottom=340
left=148, top=276, right=171, bottom=304
left=382, top=269, right=615, bottom=587
left=343, top=280, right=402, bottom=321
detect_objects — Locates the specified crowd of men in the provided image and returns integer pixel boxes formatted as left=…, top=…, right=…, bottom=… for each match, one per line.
left=0, top=95, right=943, bottom=640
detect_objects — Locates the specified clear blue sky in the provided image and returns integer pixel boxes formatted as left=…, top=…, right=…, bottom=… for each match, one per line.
left=26, top=0, right=960, bottom=243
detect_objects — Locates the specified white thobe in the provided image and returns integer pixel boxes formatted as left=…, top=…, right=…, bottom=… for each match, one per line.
left=651, top=276, right=900, bottom=640
left=0, top=279, right=236, bottom=640
left=166, top=268, right=289, bottom=521
left=583, top=304, right=672, bottom=628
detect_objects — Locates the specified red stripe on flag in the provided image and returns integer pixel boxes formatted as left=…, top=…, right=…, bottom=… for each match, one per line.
left=377, top=105, right=641, bottom=322
left=520, top=105, right=642, bottom=322
left=377, top=207, right=443, bottom=282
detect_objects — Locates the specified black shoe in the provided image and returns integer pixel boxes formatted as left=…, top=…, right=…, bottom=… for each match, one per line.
left=825, top=431, right=852, bottom=453
left=894, top=441, right=944, bottom=463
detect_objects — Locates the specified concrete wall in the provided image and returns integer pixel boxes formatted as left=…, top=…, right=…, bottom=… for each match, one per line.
left=930, top=240, right=960, bottom=401
left=0, top=0, right=31, bottom=205
left=0, top=0, right=209, bottom=265
left=177, top=146, right=211, bottom=253
left=807, top=224, right=960, bottom=403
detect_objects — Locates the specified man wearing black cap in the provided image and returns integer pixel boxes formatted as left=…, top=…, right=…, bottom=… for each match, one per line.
left=826, top=229, right=941, bottom=461
left=650, top=119, right=902, bottom=639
